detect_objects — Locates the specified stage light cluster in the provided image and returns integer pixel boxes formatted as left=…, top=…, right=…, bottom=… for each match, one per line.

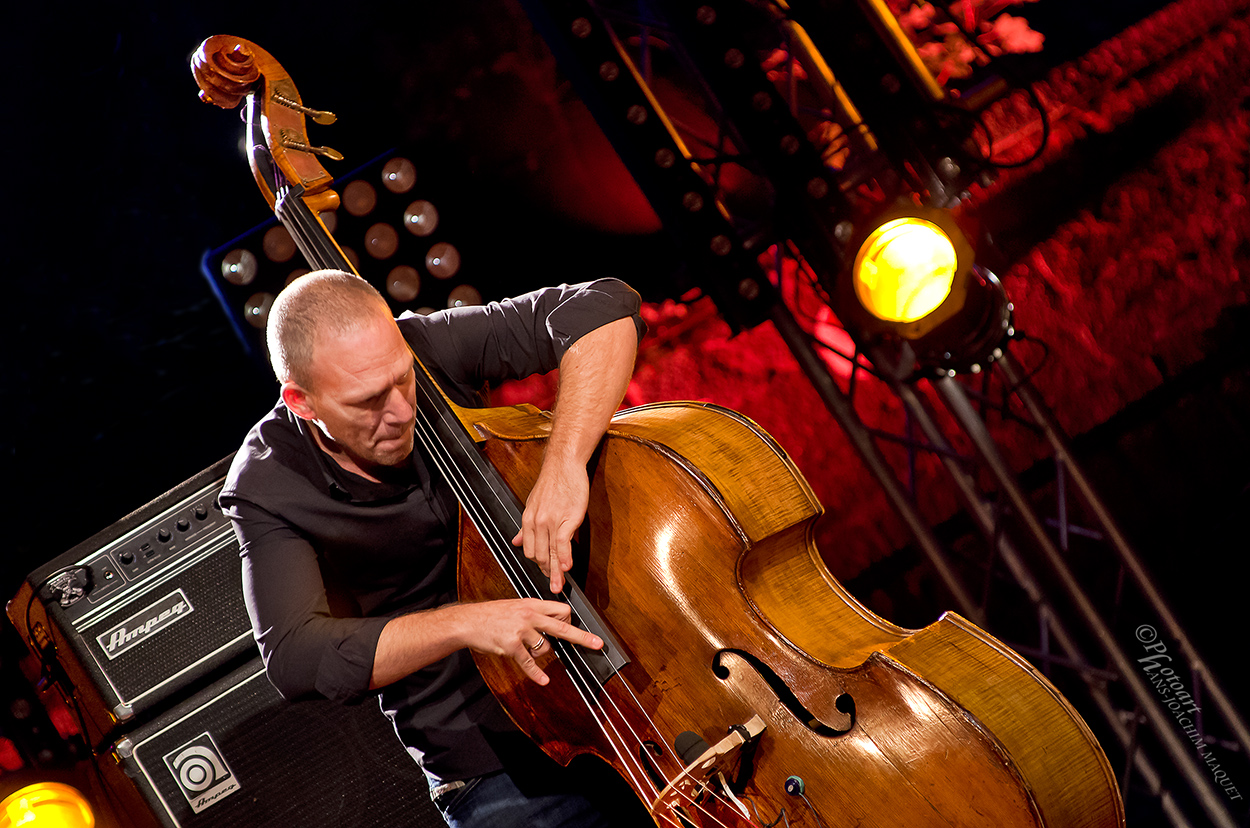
left=205, top=152, right=479, bottom=356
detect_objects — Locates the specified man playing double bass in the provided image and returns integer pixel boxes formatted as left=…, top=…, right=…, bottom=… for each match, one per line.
left=218, top=269, right=652, bottom=827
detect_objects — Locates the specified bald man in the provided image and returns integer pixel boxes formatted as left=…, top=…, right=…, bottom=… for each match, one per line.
left=218, top=270, right=649, bottom=827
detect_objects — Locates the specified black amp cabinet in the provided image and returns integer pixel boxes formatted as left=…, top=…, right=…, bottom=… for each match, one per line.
left=97, top=659, right=440, bottom=828
left=6, top=456, right=256, bottom=751
left=7, top=458, right=443, bottom=827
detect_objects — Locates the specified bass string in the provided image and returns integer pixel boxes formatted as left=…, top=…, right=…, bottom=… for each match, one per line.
left=276, top=187, right=350, bottom=272
left=405, top=410, right=660, bottom=796
left=277, top=185, right=749, bottom=827
left=408, top=406, right=750, bottom=828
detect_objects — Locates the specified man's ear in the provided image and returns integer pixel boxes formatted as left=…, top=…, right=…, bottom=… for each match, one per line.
left=281, top=382, right=317, bottom=421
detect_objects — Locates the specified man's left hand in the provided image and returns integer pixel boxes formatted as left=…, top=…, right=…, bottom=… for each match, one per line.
left=512, top=459, right=588, bottom=593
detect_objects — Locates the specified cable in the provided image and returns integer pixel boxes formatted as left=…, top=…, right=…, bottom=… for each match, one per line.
left=21, top=572, right=127, bottom=824
left=741, top=794, right=788, bottom=827
left=978, top=81, right=1051, bottom=169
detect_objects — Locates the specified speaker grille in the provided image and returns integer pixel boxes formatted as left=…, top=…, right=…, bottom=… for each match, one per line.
left=112, top=660, right=442, bottom=828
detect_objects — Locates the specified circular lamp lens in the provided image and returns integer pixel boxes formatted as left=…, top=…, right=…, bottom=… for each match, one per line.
left=343, top=180, right=378, bottom=217
left=364, top=223, right=399, bottom=259
left=853, top=218, right=957, bottom=323
left=381, top=157, right=417, bottom=193
left=403, top=201, right=439, bottom=237
left=221, top=249, right=257, bottom=286
left=262, top=226, right=296, bottom=263
left=387, top=265, right=421, bottom=302
left=425, top=243, right=460, bottom=279
left=448, top=284, right=481, bottom=308
left=0, top=782, right=94, bottom=828
left=244, top=292, right=276, bottom=329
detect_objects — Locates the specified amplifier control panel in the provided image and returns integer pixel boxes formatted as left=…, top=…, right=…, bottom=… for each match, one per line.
left=37, top=478, right=235, bottom=626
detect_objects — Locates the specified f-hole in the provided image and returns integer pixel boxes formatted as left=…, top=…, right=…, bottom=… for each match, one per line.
left=713, top=649, right=856, bottom=736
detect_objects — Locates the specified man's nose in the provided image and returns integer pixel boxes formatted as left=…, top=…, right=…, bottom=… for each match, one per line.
left=382, top=385, right=415, bottom=424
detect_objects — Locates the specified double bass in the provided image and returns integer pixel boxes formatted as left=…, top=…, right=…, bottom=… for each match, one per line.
left=192, top=35, right=1125, bottom=828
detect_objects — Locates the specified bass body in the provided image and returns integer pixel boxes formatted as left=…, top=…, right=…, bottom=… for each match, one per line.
left=460, top=399, right=1124, bottom=828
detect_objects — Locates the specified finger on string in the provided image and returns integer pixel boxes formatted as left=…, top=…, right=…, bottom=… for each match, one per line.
left=548, top=548, right=565, bottom=592
left=550, top=527, right=574, bottom=593
left=542, top=619, right=602, bottom=650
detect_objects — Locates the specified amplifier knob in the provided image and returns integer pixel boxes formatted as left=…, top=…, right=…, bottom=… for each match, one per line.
left=176, top=518, right=190, bottom=532
left=194, top=505, right=209, bottom=520
left=157, top=528, right=172, bottom=542
left=119, top=550, right=135, bottom=565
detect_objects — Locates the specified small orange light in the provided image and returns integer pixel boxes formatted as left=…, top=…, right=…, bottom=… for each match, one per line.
left=220, top=249, right=258, bottom=286
left=364, top=223, right=399, bottom=260
left=448, top=284, right=481, bottom=308
left=243, top=292, right=276, bottom=329
left=403, top=201, right=439, bottom=237
left=387, top=265, right=421, bottom=302
left=852, top=217, right=957, bottom=323
left=381, top=157, right=417, bottom=194
left=342, top=180, right=379, bottom=217
left=0, top=782, right=94, bottom=828
left=262, top=226, right=296, bottom=263
left=426, top=243, right=460, bottom=279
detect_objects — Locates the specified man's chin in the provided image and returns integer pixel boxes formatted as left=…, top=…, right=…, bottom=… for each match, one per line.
left=372, top=438, right=415, bottom=467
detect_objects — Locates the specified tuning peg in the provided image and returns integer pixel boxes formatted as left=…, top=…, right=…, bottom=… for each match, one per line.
left=270, top=91, right=338, bottom=125
left=279, top=136, right=345, bottom=161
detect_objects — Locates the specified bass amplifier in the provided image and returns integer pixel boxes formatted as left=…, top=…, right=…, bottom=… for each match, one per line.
left=6, top=456, right=256, bottom=751
left=98, top=658, right=441, bottom=828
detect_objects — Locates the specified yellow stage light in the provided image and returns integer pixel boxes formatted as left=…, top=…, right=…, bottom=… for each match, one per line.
left=853, top=218, right=957, bottom=323
left=0, top=783, right=94, bottom=828
left=834, top=204, right=1011, bottom=375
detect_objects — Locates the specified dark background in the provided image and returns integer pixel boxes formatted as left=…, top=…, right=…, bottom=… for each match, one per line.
left=4, top=3, right=616, bottom=572
left=3, top=0, right=1183, bottom=607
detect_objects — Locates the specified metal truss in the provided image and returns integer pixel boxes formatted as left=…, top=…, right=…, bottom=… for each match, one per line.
left=769, top=240, right=1250, bottom=827
left=518, top=0, right=1248, bottom=824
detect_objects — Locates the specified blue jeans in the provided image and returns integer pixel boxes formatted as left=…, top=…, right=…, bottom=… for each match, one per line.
left=436, top=767, right=651, bottom=828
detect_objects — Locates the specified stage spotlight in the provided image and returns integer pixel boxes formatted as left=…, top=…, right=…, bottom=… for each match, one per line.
left=387, top=265, right=421, bottom=302
left=262, top=226, right=296, bottom=263
left=426, top=243, right=460, bottom=279
left=381, top=157, right=417, bottom=193
left=403, top=201, right=439, bottom=237
left=343, top=180, right=378, bottom=217
left=203, top=147, right=494, bottom=363
left=243, top=292, right=275, bottom=329
left=0, top=782, right=94, bottom=828
left=835, top=204, right=1011, bottom=375
left=365, top=222, right=399, bottom=259
left=853, top=217, right=957, bottom=324
left=220, top=249, right=257, bottom=286
left=448, top=284, right=481, bottom=308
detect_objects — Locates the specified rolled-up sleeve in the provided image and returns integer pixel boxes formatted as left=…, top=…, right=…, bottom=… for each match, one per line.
left=543, top=278, right=646, bottom=358
left=224, top=497, right=388, bottom=703
left=402, top=278, right=645, bottom=393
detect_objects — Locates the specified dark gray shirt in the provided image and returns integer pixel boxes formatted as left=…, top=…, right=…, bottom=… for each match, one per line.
left=218, top=279, right=644, bottom=784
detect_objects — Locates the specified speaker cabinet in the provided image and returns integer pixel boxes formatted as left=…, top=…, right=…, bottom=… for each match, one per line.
left=98, top=659, right=442, bottom=828
left=6, top=457, right=256, bottom=751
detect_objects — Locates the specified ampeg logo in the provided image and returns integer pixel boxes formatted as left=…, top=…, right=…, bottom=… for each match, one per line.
left=163, top=732, right=239, bottom=813
left=95, top=589, right=193, bottom=660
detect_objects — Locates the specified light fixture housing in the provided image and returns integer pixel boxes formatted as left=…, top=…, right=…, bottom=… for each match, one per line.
left=0, top=783, right=94, bottom=828
left=833, top=203, right=1012, bottom=375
